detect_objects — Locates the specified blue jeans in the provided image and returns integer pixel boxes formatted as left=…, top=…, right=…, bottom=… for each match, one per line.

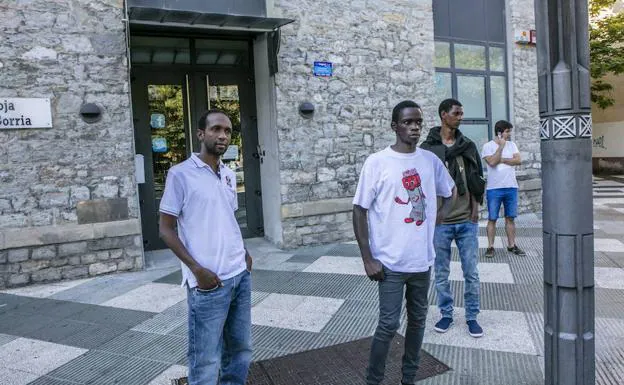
left=486, top=188, right=518, bottom=221
left=434, top=222, right=480, bottom=321
left=187, top=270, right=252, bottom=385
left=367, top=266, right=430, bottom=385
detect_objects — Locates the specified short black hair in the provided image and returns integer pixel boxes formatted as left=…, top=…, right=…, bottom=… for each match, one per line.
left=438, top=98, right=462, bottom=118
left=494, top=120, right=513, bottom=135
left=198, top=109, right=229, bottom=130
left=392, top=100, right=421, bottom=123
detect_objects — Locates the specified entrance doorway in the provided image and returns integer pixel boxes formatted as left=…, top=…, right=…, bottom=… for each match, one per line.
left=130, top=36, right=264, bottom=251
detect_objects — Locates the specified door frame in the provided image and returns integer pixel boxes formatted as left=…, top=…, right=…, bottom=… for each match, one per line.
left=130, top=47, right=264, bottom=249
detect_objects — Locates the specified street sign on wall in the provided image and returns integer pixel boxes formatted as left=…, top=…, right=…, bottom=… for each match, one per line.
left=0, top=98, right=52, bottom=129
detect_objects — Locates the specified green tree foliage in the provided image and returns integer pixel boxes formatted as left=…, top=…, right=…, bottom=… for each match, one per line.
left=590, top=0, right=624, bottom=108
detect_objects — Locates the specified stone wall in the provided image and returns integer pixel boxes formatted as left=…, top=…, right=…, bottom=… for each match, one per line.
left=272, top=0, right=543, bottom=248
left=508, top=0, right=543, bottom=213
left=0, top=0, right=141, bottom=287
left=272, top=0, right=437, bottom=248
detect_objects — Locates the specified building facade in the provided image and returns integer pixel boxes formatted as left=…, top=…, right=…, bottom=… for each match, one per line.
left=0, top=0, right=541, bottom=288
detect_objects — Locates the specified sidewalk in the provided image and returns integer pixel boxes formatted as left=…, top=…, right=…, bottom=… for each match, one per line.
left=1, top=176, right=623, bottom=385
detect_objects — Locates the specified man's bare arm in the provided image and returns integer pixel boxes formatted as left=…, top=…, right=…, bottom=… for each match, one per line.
left=502, top=153, right=521, bottom=166
left=159, top=213, right=222, bottom=289
left=352, top=205, right=383, bottom=281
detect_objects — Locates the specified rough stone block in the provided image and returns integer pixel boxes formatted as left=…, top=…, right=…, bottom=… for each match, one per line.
left=96, top=251, right=110, bottom=261
left=32, top=268, right=62, bottom=282
left=8, top=248, right=29, bottom=263
left=58, top=241, right=88, bottom=256
left=117, top=257, right=135, bottom=271
left=77, top=198, right=128, bottom=224
left=62, top=266, right=89, bottom=280
left=20, top=260, right=50, bottom=273
left=88, top=235, right=134, bottom=251
left=109, top=249, right=123, bottom=260
left=68, top=256, right=81, bottom=265
left=39, top=192, right=69, bottom=209
left=89, top=262, right=117, bottom=276
left=125, top=246, right=142, bottom=258
left=0, top=250, right=6, bottom=264
left=9, top=273, right=30, bottom=286
left=81, top=254, right=97, bottom=264
left=134, top=256, right=144, bottom=269
left=31, top=246, right=56, bottom=260
left=51, top=257, right=69, bottom=267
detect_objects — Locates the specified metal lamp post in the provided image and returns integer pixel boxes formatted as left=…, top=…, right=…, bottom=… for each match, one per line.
left=534, top=0, right=595, bottom=384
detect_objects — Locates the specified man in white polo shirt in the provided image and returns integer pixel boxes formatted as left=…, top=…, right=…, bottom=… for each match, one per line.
left=159, top=109, right=253, bottom=385
left=481, top=119, right=526, bottom=258
left=353, top=100, right=456, bottom=385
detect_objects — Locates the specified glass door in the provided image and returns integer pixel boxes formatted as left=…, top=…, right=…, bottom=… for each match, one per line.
left=190, top=71, right=264, bottom=238
left=132, top=72, right=191, bottom=250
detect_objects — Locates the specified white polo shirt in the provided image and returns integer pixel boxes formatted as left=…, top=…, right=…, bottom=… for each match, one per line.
left=159, top=153, right=246, bottom=288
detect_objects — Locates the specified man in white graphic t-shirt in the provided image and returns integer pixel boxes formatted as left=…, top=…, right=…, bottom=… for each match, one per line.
left=481, top=120, right=526, bottom=258
left=353, top=100, right=456, bottom=385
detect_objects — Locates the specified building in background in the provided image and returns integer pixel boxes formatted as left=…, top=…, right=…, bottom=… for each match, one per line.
left=0, top=0, right=541, bottom=287
left=592, top=73, right=624, bottom=174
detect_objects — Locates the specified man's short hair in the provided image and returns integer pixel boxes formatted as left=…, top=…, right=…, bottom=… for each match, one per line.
left=494, top=120, right=513, bottom=135
left=392, top=100, right=421, bottom=123
left=198, top=109, right=229, bottom=130
left=438, top=98, right=462, bottom=118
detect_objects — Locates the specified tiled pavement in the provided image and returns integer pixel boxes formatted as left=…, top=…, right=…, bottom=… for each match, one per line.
left=1, top=176, right=624, bottom=385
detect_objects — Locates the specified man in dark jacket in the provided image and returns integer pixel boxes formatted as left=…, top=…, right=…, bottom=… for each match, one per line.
left=420, top=98, right=486, bottom=338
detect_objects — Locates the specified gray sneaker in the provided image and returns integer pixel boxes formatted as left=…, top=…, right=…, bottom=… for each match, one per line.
left=485, top=247, right=495, bottom=258
left=507, top=245, right=526, bottom=256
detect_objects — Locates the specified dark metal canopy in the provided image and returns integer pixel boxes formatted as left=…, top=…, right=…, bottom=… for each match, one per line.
left=128, top=6, right=294, bottom=33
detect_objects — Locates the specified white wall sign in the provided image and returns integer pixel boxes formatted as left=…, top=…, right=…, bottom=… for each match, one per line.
left=0, top=98, right=53, bottom=129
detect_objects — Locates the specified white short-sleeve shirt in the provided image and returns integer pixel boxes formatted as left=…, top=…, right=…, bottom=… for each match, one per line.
left=481, top=140, right=520, bottom=190
left=353, top=147, right=455, bottom=273
left=159, top=153, right=246, bottom=288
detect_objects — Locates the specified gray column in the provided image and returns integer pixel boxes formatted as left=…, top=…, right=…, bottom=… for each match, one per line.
left=534, top=1, right=595, bottom=384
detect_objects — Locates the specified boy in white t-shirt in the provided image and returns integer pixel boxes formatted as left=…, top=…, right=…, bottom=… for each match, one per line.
left=481, top=120, right=526, bottom=258
left=353, top=100, right=456, bottom=385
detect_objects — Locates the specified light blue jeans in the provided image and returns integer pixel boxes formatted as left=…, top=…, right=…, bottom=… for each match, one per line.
left=434, top=222, right=480, bottom=321
left=187, top=270, right=252, bottom=385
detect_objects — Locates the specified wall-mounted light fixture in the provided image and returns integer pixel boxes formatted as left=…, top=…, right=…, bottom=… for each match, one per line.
left=79, top=103, right=103, bottom=123
left=298, top=102, right=315, bottom=119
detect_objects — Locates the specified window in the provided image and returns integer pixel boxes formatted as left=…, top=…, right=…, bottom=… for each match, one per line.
left=433, top=0, right=508, bottom=150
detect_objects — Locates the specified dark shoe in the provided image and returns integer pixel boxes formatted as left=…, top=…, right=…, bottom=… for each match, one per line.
left=485, top=247, right=495, bottom=258
left=434, top=317, right=453, bottom=333
left=467, top=320, right=484, bottom=338
left=507, top=245, right=526, bottom=256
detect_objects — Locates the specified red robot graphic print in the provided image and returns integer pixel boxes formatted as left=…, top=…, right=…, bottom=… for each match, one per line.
left=394, top=168, right=427, bottom=225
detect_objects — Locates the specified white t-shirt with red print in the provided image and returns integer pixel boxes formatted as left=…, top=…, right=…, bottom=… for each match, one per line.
left=353, top=147, right=455, bottom=273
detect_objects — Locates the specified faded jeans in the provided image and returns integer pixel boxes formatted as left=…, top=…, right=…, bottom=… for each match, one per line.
left=366, top=266, right=431, bottom=385
left=433, top=222, right=480, bottom=321
left=187, top=270, right=252, bottom=385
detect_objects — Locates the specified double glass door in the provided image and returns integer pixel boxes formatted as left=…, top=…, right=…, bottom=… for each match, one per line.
left=131, top=70, right=263, bottom=250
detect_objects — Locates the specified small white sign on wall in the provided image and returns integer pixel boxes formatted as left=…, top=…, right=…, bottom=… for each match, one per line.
left=0, top=98, right=53, bottom=129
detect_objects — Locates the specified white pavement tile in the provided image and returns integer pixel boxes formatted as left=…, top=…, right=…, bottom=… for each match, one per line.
left=101, top=282, right=186, bottom=313
left=595, top=267, right=624, bottom=290
left=146, top=364, right=188, bottom=385
left=252, top=294, right=344, bottom=332
left=0, top=278, right=92, bottom=298
left=444, top=262, right=515, bottom=284
left=423, top=306, right=537, bottom=355
left=0, top=367, right=38, bottom=385
left=452, top=237, right=505, bottom=249
left=594, top=238, right=624, bottom=253
left=303, top=256, right=365, bottom=275
left=0, top=338, right=87, bottom=376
